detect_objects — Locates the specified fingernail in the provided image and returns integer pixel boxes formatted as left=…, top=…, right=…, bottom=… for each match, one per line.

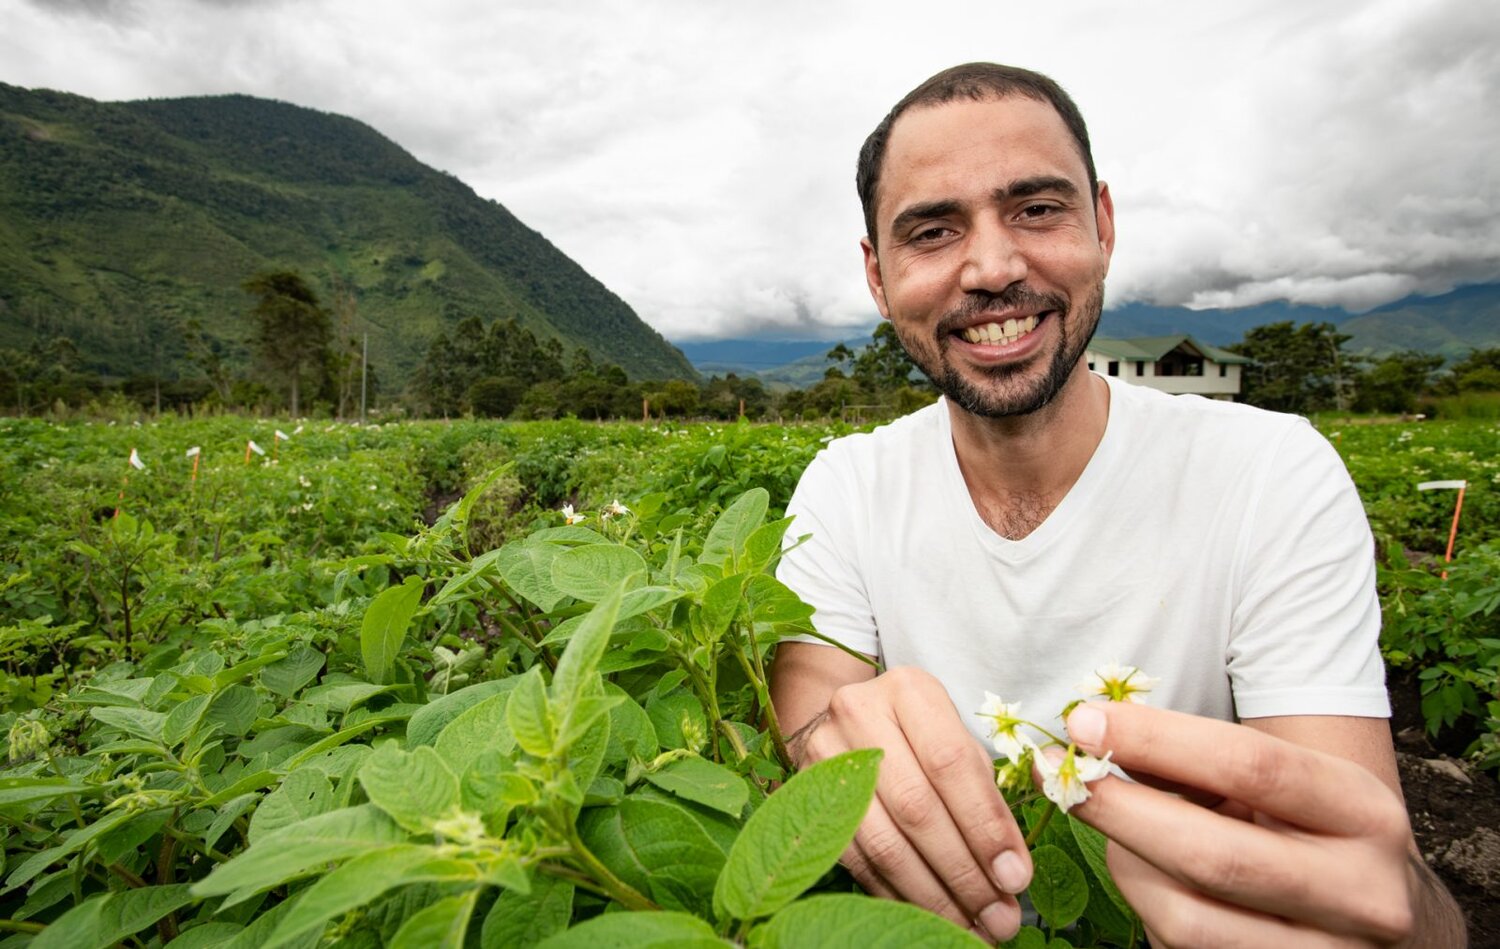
left=991, top=849, right=1030, bottom=894
left=1067, top=704, right=1106, bottom=749
left=979, top=901, right=1017, bottom=940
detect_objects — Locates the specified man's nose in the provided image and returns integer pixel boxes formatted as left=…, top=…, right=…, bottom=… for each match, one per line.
left=959, top=218, right=1028, bottom=294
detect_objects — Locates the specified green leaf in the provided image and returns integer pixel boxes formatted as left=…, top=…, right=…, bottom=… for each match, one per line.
left=407, top=678, right=516, bottom=748
left=248, top=768, right=334, bottom=844
left=264, top=844, right=472, bottom=948
left=535, top=910, right=726, bottom=948
left=205, top=793, right=258, bottom=852
left=1068, top=815, right=1138, bottom=925
left=205, top=684, right=261, bottom=738
left=460, top=751, right=530, bottom=821
left=389, top=887, right=480, bottom=949
left=89, top=706, right=166, bottom=742
left=1028, top=844, right=1089, bottom=930
left=551, top=585, right=625, bottom=708
left=618, top=585, right=686, bottom=620
left=579, top=797, right=726, bottom=916
left=162, top=694, right=211, bottom=748
left=700, top=488, right=769, bottom=569
left=0, top=777, right=95, bottom=809
left=743, top=574, right=815, bottom=630
left=699, top=574, right=744, bottom=644
left=713, top=748, right=881, bottom=921
left=434, top=692, right=516, bottom=775
left=428, top=548, right=506, bottom=607
left=359, top=744, right=461, bottom=833
left=507, top=667, right=556, bottom=758
left=4, top=808, right=137, bottom=893
left=604, top=689, right=658, bottom=764
left=740, top=516, right=796, bottom=574
left=750, top=893, right=987, bottom=948
left=551, top=545, right=648, bottom=603
left=644, top=755, right=750, bottom=817
left=481, top=874, right=573, bottom=949
left=360, top=575, right=426, bottom=684
left=260, top=645, right=326, bottom=698
left=31, top=883, right=195, bottom=949
left=997, top=925, right=1050, bottom=949
left=191, top=805, right=407, bottom=899
left=496, top=542, right=567, bottom=612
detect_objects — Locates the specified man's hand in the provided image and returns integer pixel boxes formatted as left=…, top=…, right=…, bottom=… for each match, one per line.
left=1057, top=702, right=1463, bottom=947
left=795, top=666, right=1033, bottom=941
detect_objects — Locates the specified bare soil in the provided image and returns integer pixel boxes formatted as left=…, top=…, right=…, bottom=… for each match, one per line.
left=1390, top=669, right=1500, bottom=947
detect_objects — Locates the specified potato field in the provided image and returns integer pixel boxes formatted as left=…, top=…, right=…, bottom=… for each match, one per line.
left=0, top=413, right=1494, bottom=947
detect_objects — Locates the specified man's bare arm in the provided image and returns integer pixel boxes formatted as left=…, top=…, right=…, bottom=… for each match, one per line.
left=770, top=642, right=1032, bottom=941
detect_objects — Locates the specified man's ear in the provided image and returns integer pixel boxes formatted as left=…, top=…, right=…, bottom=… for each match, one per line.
left=860, top=237, right=891, bottom=320
left=1095, top=181, right=1116, bottom=269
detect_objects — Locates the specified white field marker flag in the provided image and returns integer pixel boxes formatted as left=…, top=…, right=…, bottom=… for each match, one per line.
left=292, top=424, right=304, bottom=435
left=116, top=447, right=144, bottom=519
left=1417, top=480, right=1468, bottom=579
left=245, top=439, right=266, bottom=464
left=273, top=429, right=290, bottom=461
left=128, top=448, right=146, bottom=471
left=186, top=445, right=202, bottom=483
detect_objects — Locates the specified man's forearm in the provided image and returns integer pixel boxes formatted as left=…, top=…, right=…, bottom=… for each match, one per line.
left=1403, top=853, right=1467, bottom=948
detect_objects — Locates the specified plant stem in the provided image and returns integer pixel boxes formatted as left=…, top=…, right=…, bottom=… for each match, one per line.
left=1025, top=802, right=1057, bottom=848
left=735, top=623, right=793, bottom=772
left=0, top=920, right=44, bottom=934
left=564, top=827, right=659, bottom=912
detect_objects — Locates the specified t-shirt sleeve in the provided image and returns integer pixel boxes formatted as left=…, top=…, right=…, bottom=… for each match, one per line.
left=776, top=447, right=881, bottom=658
left=1227, top=419, right=1389, bottom=719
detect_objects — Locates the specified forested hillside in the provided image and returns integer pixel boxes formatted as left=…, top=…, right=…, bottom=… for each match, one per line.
left=0, top=84, right=696, bottom=384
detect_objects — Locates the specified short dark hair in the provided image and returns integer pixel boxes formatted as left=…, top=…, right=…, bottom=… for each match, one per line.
left=856, top=63, right=1098, bottom=246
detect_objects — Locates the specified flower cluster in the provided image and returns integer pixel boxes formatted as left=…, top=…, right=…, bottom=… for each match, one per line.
left=977, top=663, right=1156, bottom=813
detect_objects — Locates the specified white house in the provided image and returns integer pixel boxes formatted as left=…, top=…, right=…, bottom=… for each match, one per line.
left=1085, top=335, right=1249, bottom=400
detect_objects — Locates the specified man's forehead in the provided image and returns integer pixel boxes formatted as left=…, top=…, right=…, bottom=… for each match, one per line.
left=877, top=95, right=1086, bottom=206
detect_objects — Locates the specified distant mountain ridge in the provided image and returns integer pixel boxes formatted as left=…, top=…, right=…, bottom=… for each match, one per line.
left=680, top=284, right=1500, bottom=380
left=0, top=83, right=696, bottom=384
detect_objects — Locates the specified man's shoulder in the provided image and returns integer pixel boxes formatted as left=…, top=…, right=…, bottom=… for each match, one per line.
left=1108, top=376, right=1309, bottom=443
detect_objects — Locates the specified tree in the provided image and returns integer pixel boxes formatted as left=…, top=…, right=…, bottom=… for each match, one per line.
left=853, top=321, right=924, bottom=391
left=1353, top=351, right=1443, bottom=413
left=243, top=271, right=332, bottom=416
left=1447, top=348, right=1500, bottom=392
left=1226, top=322, right=1352, bottom=414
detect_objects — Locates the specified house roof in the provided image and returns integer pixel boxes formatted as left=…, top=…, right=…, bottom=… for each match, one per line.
left=1087, top=335, right=1251, bottom=365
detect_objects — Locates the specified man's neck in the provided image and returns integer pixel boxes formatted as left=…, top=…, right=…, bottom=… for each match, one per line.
left=947, top=364, right=1111, bottom=540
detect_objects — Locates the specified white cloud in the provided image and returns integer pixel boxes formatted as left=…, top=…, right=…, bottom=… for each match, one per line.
left=3, top=0, right=1497, bottom=339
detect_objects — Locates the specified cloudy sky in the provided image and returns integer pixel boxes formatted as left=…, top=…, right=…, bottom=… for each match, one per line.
left=4, top=0, right=1498, bottom=342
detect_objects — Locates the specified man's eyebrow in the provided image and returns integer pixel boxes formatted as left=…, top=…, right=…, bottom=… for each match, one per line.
left=888, top=200, right=963, bottom=239
left=1000, top=176, right=1080, bottom=200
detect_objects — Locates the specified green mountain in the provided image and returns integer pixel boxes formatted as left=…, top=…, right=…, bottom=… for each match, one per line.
left=0, top=83, right=696, bottom=386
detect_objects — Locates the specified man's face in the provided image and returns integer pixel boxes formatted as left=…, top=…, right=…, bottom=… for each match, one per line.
left=861, top=95, right=1115, bottom=418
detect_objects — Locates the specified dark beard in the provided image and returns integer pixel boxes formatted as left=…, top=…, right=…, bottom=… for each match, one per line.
left=896, top=283, right=1105, bottom=418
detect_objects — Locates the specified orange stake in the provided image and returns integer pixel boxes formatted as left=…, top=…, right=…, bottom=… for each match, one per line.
left=1442, top=484, right=1466, bottom=580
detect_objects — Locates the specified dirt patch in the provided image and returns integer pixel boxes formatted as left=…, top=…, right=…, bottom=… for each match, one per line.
left=1391, top=670, right=1500, bottom=945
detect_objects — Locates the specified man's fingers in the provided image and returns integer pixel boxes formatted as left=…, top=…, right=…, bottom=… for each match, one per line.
left=843, top=797, right=973, bottom=930
left=1065, top=702, right=1398, bottom=837
left=1071, top=768, right=1390, bottom=932
left=894, top=680, right=1033, bottom=895
left=1106, top=844, right=1366, bottom=949
left=824, top=680, right=1012, bottom=923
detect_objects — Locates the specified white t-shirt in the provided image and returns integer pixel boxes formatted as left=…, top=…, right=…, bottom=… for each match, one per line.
left=777, top=374, right=1389, bottom=741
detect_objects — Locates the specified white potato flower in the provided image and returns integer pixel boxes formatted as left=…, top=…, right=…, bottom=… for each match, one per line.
left=977, top=692, right=1031, bottom=762
left=1077, top=661, right=1159, bottom=703
left=1035, top=747, right=1113, bottom=813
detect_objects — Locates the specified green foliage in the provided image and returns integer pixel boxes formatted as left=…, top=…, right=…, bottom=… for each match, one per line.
left=1228, top=321, right=1354, bottom=413
left=1, top=410, right=1495, bottom=946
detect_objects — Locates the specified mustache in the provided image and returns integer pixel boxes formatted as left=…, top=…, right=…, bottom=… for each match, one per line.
left=935, top=286, right=1069, bottom=336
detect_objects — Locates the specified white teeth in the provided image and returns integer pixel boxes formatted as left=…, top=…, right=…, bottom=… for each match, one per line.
left=962, top=315, right=1039, bottom=346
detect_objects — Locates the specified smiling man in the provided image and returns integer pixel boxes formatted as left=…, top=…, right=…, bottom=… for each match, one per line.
left=770, top=63, right=1464, bottom=945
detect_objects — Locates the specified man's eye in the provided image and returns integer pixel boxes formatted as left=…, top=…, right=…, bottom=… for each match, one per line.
left=1020, top=204, right=1056, bottom=219
left=912, top=226, right=951, bottom=242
